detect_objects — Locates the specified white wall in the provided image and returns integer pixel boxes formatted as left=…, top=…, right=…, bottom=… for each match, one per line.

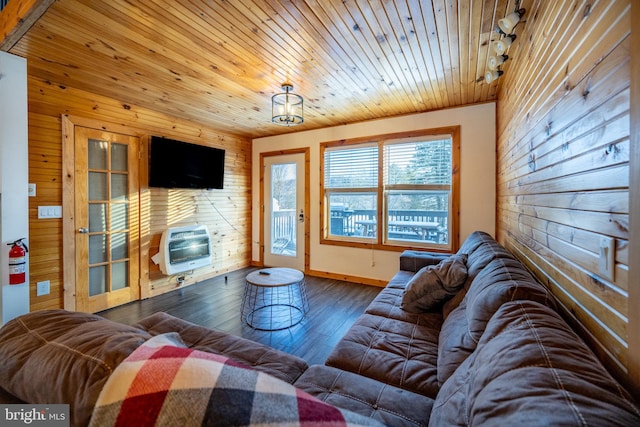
left=0, top=52, right=30, bottom=324
left=252, top=103, right=496, bottom=282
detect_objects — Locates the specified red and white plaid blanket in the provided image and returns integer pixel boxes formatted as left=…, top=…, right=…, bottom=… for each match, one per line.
left=89, top=333, right=383, bottom=427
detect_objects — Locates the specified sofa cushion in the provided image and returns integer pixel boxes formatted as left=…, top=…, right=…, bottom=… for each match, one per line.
left=441, top=231, right=516, bottom=318
left=430, top=300, right=640, bottom=426
left=134, top=311, right=308, bottom=384
left=437, top=257, right=555, bottom=385
left=456, top=230, right=495, bottom=255
left=365, top=280, right=444, bottom=325
left=295, top=365, right=433, bottom=427
left=435, top=300, right=470, bottom=386
left=325, top=313, right=441, bottom=397
left=464, top=257, right=555, bottom=342
left=399, top=250, right=451, bottom=273
left=401, top=254, right=468, bottom=313
left=0, top=309, right=150, bottom=427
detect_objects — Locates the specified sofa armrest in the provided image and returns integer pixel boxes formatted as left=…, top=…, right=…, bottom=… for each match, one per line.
left=134, top=312, right=308, bottom=384
left=399, top=250, right=452, bottom=272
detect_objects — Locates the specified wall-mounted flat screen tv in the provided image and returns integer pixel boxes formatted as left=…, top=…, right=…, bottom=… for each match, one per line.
left=148, top=136, right=225, bottom=189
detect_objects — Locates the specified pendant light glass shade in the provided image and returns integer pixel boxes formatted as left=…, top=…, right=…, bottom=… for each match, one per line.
left=272, top=83, right=304, bottom=126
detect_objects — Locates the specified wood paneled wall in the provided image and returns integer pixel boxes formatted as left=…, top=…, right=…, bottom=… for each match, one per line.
left=28, top=76, right=251, bottom=311
left=496, top=0, right=633, bottom=388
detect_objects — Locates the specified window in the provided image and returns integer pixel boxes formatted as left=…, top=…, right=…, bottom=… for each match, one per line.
left=321, top=127, right=460, bottom=252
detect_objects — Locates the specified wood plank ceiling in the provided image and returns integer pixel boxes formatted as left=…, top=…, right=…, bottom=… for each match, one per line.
left=5, top=0, right=518, bottom=139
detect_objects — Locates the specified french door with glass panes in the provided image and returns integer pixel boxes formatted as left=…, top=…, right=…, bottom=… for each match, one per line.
left=74, top=127, right=140, bottom=313
left=263, top=152, right=306, bottom=270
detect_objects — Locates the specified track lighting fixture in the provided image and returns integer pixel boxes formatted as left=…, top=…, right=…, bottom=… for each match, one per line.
left=484, top=7, right=525, bottom=85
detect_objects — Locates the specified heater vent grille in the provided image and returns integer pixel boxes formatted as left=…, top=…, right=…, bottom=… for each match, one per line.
left=159, top=224, right=212, bottom=275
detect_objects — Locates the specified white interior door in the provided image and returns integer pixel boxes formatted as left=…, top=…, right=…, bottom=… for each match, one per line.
left=263, top=153, right=305, bottom=270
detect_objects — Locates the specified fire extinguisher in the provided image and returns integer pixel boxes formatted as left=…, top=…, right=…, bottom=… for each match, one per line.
left=8, top=238, right=28, bottom=285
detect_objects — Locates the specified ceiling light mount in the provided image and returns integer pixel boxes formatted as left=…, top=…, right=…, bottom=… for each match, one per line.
left=272, top=83, right=304, bottom=126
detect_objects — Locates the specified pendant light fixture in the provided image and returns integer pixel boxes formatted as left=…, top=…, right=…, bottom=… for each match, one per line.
left=272, top=83, right=304, bottom=126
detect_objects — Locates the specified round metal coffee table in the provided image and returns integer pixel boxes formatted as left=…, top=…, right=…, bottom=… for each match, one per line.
left=241, top=267, right=309, bottom=331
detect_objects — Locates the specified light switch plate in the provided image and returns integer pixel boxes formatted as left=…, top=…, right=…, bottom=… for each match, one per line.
left=598, top=236, right=615, bottom=282
left=36, top=280, right=50, bottom=296
left=38, top=205, right=62, bottom=219
left=28, top=183, right=36, bottom=197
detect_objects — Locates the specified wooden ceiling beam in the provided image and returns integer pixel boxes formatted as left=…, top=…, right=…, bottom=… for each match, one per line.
left=0, top=0, right=55, bottom=51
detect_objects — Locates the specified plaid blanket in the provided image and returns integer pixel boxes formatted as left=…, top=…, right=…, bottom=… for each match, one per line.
left=89, top=333, right=383, bottom=427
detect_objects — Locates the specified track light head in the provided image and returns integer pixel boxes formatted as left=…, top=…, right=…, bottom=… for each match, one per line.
left=498, top=8, right=526, bottom=35
left=492, top=34, right=517, bottom=55
left=485, top=70, right=504, bottom=84
left=488, top=54, right=509, bottom=70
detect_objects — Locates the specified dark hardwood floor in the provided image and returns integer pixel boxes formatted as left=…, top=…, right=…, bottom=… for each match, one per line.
left=98, top=267, right=381, bottom=366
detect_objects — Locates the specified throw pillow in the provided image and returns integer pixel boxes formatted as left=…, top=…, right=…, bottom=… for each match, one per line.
left=401, top=253, right=468, bottom=313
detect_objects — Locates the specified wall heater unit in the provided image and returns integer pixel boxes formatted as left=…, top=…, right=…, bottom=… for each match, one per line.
left=159, top=224, right=212, bottom=275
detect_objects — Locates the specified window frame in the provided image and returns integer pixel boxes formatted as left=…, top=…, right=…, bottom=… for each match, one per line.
left=320, top=126, right=460, bottom=252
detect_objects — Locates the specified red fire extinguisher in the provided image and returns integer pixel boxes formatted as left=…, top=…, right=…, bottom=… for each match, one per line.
left=8, top=238, right=28, bottom=285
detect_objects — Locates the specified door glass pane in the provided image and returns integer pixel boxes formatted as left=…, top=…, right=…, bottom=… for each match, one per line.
left=111, top=204, right=128, bottom=230
left=270, top=163, right=296, bottom=256
left=89, top=172, right=107, bottom=200
left=88, top=139, right=107, bottom=169
left=111, top=233, right=128, bottom=261
left=89, top=204, right=107, bottom=232
left=111, top=262, right=128, bottom=290
left=89, top=265, right=107, bottom=296
left=89, top=235, right=107, bottom=264
left=111, top=143, right=128, bottom=171
left=111, top=174, right=128, bottom=201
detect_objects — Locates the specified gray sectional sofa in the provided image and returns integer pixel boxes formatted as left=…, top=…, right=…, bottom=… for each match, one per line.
left=295, top=231, right=640, bottom=425
left=0, top=231, right=638, bottom=426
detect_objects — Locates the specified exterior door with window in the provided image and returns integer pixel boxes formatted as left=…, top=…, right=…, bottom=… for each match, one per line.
left=74, top=127, right=140, bottom=313
left=263, top=153, right=306, bottom=270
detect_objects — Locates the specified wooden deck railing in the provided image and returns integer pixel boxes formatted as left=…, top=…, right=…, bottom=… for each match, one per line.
left=272, top=208, right=449, bottom=244
left=272, top=209, right=297, bottom=240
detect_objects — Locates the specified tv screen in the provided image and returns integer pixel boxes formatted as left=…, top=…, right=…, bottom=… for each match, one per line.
left=148, top=136, right=225, bottom=189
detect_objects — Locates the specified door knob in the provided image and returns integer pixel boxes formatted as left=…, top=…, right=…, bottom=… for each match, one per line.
left=78, top=227, right=89, bottom=234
